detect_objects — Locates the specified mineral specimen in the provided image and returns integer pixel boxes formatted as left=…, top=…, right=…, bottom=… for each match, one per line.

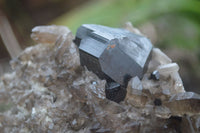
left=0, top=24, right=199, bottom=133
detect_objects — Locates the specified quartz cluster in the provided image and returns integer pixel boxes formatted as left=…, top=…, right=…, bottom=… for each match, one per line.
left=0, top=24, right=199, bottom=133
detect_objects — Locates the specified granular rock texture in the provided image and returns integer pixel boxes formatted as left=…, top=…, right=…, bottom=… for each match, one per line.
left=0, top=25, right=199, bottom=133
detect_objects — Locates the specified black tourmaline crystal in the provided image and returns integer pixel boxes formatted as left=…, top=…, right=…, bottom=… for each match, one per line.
left=150, top=70, right=160, bottom=80
left=74, top=24, right=153, bottom=102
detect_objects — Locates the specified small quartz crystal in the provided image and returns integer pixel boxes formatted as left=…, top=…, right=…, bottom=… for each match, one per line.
left=152, top=48, right=172, bottom=65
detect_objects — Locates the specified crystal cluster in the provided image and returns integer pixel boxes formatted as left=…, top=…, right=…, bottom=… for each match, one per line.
left=0, top=24, right=199, bottom=133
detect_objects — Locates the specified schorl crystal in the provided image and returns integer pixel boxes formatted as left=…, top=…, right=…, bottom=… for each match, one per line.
left=150, top=70, right=160, bottom=80
left=74, top=24, right=153, bottom=86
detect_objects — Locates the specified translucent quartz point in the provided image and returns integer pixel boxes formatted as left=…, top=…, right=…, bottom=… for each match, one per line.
left=171, top=72, right=185, bottom=93
left=128, top=76, right=143, bottom=95
left=152, top=48, right=172, bottom=65
left=125, top=76, right=147, bottom=107
left=123, top=21, right=143, bottom=35
left=31, top=25, right=71, bottom=44
left=147, top=48, right=172, bottom=72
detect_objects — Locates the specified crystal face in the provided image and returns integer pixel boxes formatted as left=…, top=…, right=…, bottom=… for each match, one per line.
left=75, top=24, right=153, bottom=86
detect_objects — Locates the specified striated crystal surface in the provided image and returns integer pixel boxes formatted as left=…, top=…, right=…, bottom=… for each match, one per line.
left=0, top=25, right=199, bottom=133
